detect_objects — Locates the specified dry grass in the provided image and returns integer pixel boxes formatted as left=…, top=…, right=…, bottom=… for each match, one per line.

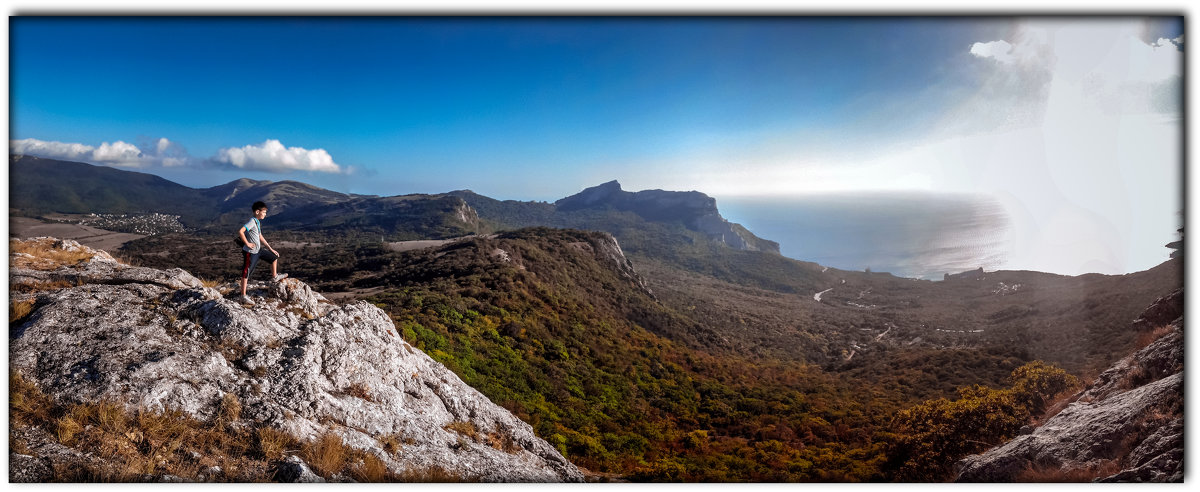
left=1016, top=460, right=1122, bottom=482
left=256, top=427, right=297, bottom=460
left=300, top=432, right=349, bottom=477
left=10, top=371, right=54, bottom=423
left=10, top=238, right=96, bottom=270
left=10, top=370, right=467, bottom=482
left=215, top=339, right=249, bottom=366
left=344, top=382, right=374, bottom=402
left=379, top=434, right=405, bottom=455
left=10, top=298, right=37, bottom=323
left=443, top=421, right=479, bottom=441
left=348, top=451, right=393, bottom=482
left=10, top=370, right=273, bottom=481
left=10, top=279, right=79, bottom=294
left=1134, top=324, right=1175, bottom=349
left=485, top=431, right=522, bottom=454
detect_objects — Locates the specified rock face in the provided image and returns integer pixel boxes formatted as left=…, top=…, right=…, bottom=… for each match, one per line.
left=955, top=290, right=1183, bottom=483
left=9, top=238, right=583, bottom=483
left=554, top=180, right=781, bottom=253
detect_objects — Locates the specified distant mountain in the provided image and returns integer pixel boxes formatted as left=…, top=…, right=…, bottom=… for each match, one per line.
left=449, top=181, right=780, bottom=255
left=8, top=156, right=479, bottom=239
left=555, top=181, right=780, bottom=253
left=200, top=178, right=356, bottom=226
left=10, top=156, right=777, bottom=255
left=9, top=155, right=213, bottom=225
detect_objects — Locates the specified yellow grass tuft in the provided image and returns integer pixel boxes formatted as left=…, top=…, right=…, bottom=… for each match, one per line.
left=216, top=393, right=243, bottom=423
left=348, top=451, right=393, bottom=482
left=10, top=371, right=54, bottom=424
left=96, top=400, right=128, bottom=435
left=443, top=421, right=479, bottom=441
left=10, top=238, right=96, bottom=270
left=1135, top=324, right=1175, bottom=349
left=10, top=299, right=37, bottom=323
left=301, top=432, right=349, bottom=477
left=9, top=279, right=78, bottom=294
left=256, top=427, right=296, bottom=460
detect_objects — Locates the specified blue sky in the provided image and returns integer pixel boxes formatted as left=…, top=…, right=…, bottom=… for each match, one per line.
left=10, top=17, right=1018, bottom=198
left=8, top=16, right=1185, bottom=275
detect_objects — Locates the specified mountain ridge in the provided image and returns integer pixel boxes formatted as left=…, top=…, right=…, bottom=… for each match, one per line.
left=8, top=155, right=777, bottom=254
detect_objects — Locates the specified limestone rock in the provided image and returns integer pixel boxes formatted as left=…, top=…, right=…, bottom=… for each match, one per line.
left=9, top=238, right=584, bottom=483
left=955, top=315, right=1183, bottom=483
left=9, top=453, right=54, bottom=483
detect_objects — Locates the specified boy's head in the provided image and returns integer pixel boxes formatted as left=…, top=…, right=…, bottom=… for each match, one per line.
left=252, top=201, right=268, bottom=213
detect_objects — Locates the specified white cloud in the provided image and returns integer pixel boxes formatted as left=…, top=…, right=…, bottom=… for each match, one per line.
left=970, top=40, right=1015, bottom=63
left=10, top=138, right=95, bottom=161
left=93, top=141, right=144, bottom=164
left=213, top=139, right=343, bottom=174
left=9, top=137, right=188, bottom=168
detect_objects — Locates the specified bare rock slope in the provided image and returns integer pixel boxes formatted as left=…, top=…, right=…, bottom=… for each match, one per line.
left=9, top=238, right=583, bottom=483
left=955, top=289, right=1183, bottom=483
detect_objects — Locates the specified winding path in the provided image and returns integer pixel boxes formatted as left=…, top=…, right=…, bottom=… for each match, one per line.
left=814, top=288, right=833, bottom=302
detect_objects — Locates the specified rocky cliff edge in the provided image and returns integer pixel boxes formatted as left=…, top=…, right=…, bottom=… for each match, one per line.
left=954, top=289, right=1183, bottom=483
left=8, top=237, right=584, bottom=483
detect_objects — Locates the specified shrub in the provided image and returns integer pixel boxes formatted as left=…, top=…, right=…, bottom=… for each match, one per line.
left=886, top=361, right=1076, bottom=481
left=1009, top=361, right=1079, bottom=416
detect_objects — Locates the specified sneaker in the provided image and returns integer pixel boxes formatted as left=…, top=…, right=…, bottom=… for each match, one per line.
left=273, top=273, right=289, bottom=282
left=237, top=295, right=255, bottom=306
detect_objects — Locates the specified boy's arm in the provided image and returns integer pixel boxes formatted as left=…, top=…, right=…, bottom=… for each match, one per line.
left=239, top=227, right=256, bottom=249
left=259, top=232, right=277, bottom=253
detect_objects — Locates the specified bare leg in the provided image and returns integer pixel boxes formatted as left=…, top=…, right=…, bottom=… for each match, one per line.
left=271, top=260, right=278, bottom=277
left=240, top=277, right=248, bottom=296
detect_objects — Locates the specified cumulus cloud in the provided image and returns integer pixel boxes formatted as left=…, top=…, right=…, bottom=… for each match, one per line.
left=9, top=137, right=190, bottom=168
left=213, top=139, right=343, bottom=174
left=969, top=40, right=1015, bottom=63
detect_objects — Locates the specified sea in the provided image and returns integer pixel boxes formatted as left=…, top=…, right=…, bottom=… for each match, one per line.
left=716, top=193, right=1013, bottom=280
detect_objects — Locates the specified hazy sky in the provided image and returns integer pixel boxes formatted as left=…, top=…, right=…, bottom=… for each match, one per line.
left=8, top=16, right=1184, bottom=275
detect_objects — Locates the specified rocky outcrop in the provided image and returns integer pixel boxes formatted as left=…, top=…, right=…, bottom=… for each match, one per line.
left=554, top=180, right=780, bottom=253
left=955, top=290, right=1183, bottom=483
left=9, top=238, right=583, bottom=483
left=565, top=232, right=653, bottom=298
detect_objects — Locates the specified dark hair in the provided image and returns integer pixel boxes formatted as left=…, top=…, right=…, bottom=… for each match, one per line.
left=252, top=201, right=268, bottom=212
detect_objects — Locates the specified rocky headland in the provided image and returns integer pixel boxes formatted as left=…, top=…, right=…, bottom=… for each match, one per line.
left=8, top=237, right=583, bottom=483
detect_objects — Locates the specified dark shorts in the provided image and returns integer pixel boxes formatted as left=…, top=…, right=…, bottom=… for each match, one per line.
left=242, top=249, right=279, bottom=279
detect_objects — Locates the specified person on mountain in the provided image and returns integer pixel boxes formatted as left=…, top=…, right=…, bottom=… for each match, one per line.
left=237, top=201, right=287, bottom=305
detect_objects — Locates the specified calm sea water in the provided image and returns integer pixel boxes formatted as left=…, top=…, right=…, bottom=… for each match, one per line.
left=716, top=193, right=1012, bottom=280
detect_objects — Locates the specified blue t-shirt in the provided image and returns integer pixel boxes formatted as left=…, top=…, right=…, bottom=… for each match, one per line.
left=242, top=218, right=262, bottom=254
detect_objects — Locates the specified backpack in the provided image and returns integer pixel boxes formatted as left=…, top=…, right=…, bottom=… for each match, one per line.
left=235, top=218, right=261, bottom=248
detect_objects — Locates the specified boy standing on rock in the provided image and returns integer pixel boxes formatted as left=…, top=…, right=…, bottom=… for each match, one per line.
left=238, top=201, right=287, bottom=305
